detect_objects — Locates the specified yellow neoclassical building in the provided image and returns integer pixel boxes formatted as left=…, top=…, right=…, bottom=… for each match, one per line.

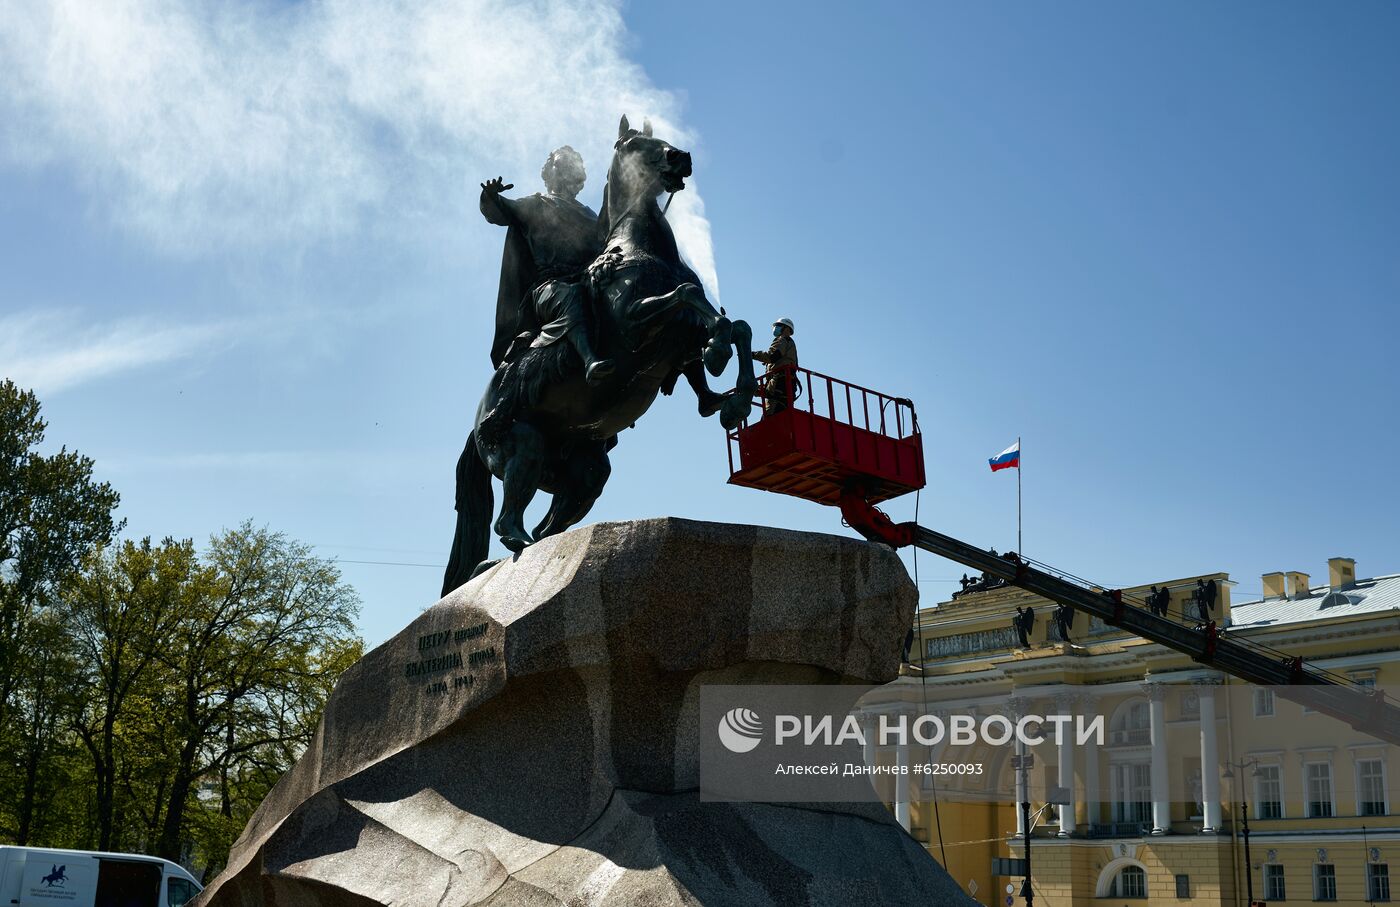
left=860, top=556, right=1398, bottom=907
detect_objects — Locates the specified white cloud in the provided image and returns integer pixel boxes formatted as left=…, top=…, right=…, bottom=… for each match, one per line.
left=0, top=309, right=234, bottom=394
left=0, top=0, right=719, bottom=298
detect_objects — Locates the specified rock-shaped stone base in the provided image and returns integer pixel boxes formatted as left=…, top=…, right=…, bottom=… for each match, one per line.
left=197, top=518, right=974, bottom=906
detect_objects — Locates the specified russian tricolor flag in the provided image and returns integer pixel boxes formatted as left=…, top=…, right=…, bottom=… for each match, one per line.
left=989, top=441, right=1020, bottom=472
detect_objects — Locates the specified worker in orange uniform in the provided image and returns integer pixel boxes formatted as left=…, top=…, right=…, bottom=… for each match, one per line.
left=753, top=317, right=798, bottom=414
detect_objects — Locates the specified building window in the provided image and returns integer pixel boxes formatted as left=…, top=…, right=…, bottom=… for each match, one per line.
left=1112, top=865, right=1147, bottom=899
left=1256, top=764, right=1284, bottom=819
left=992, top=857, right=1027, bottom=876
left=1358, top=759, right=1388, bottom=816
left=1306, top=762, right=1334, bottom=818
left=1255, top=689, right=1275, bottom=717
left=1265, top=864, right=1286, bottom=901
left=1176, top=874, right=1190, bottom=899
left=1313, top=864, right=1336, bottom=901
left=1111, top=762, right=1153, bottom=824
left=1370, top=864, right=1391, bottom=902
left=1111, top=700, right=1152, bottom=746
left=1087, top=615, right=1117, bottom=637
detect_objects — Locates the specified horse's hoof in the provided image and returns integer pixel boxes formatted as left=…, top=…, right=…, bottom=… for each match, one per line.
left=698, top=392, right=725, bottom=418
left=720, top=393, right=750, bottom=430
left=498, top=531, right=531, bottom=553
left=585, top=359, right=616, bottom=385
left=703, top=342, right=732, bottom=377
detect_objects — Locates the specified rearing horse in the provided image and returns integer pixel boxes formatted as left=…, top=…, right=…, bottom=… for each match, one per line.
left=442, top=116, right=755, bottom=593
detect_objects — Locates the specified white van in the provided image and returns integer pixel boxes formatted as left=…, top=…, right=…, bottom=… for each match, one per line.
left=0, top=846, right=202, bottom=907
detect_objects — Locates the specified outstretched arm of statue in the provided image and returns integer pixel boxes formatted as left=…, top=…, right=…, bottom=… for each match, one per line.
left=479, top=176, right=517, bottom=226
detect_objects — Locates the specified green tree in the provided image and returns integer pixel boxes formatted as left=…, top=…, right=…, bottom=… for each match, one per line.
left=60, top=529, right=362, bottom=866
left=148, top=523, right=361, bottom=867
left=8, top=612, right=85, bottom=844
left=0, top=379, right=121, bottom=843
left=65, top=537, right=198, bottom=851
left=0, top=382, right=364, bottom=870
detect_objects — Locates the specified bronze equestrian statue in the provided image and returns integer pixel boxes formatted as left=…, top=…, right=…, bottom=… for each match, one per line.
left=443, top=116, right=755, bottom=594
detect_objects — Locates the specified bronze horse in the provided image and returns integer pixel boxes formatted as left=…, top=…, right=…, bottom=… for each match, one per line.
left=443, top=117, right=755, bottom=593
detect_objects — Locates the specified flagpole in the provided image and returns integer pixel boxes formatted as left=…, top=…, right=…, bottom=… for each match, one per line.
left=1017, top=436, right=1022, bottom=557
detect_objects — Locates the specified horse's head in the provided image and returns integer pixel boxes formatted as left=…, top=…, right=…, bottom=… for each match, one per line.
left=611, top=114, right=692, bottom=200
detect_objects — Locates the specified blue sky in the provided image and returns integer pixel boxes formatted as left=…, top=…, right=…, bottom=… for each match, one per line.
left=2, top=1, right=1397, bottom=645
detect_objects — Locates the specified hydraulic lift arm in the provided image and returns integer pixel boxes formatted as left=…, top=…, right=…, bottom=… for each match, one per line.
left=839, top=489, right=1400, bottom=746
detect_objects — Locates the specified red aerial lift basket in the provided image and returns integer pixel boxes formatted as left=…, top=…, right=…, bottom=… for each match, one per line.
left=726, top=366, right=926, bottom=506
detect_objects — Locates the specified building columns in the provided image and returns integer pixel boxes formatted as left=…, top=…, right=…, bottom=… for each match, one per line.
left=1084, top=713, right=1101, bottom=831
left=1057, top=693, right=1077, bottom=836
left=1196, top=680, right=1222, bottom=833
left=1146, top=682, right=1172, bottom=834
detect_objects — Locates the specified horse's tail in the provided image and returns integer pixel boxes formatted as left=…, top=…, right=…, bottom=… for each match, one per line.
left=441, top=430, right=492, bottom=597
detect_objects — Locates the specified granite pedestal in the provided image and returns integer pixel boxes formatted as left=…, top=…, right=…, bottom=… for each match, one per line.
left=197, top=518, right=975, bottom=906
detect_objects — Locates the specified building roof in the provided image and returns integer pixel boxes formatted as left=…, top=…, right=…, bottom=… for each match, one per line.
left=1230, top=573, right=1400, bottom=629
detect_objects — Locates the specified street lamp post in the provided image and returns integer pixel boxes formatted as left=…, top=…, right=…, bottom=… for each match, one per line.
left=1012, top=753, right=1034, bottom=907
left=1021, top=798, right=1033, bottom=907
left=1240, top=801, right=1254, bottom=907
left=1223, top=759, right=1260, bottom=907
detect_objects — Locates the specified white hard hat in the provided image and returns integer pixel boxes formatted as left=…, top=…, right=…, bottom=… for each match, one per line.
left=773, top=317, right=795, bottom=334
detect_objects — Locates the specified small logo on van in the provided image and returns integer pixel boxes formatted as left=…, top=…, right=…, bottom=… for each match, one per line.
left=41, top=864, right=67, bottom=887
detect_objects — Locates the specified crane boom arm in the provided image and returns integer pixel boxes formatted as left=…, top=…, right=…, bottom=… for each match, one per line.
left=838, top=490, right=1400, bottom=746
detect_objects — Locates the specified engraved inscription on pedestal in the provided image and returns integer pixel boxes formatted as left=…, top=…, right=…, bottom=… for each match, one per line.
left=402, top=620, right=501, bottom=699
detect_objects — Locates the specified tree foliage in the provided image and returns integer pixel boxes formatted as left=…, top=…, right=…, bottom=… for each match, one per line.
left=0, top=383, right=363, bottom=879
left=0, top=378, right=122, bottom=727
